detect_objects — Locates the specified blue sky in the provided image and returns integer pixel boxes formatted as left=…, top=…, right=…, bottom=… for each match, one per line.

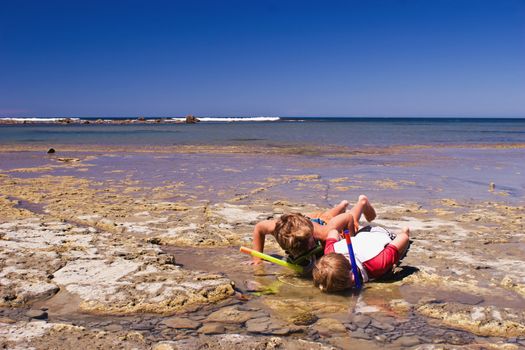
left=1, top=0, right=524, bottom=117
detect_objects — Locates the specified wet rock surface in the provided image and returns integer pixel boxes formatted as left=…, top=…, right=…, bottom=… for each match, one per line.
left=0, top=217, right=234, bottom=315
left=1, top=146, right=524, bottom=349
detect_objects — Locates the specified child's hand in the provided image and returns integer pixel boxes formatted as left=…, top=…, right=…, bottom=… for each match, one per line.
left=246, top=257, right=263, bottom=265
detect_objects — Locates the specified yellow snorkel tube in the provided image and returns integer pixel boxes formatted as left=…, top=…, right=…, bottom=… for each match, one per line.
left=240, top=242, right=323, bottom=274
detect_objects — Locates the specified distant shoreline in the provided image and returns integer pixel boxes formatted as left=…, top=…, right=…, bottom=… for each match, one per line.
left=1, top=116, right=525, bottom=125
left=0, top=116, right=281, bottom=125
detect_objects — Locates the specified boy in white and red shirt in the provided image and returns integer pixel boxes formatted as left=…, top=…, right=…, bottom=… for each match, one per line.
left=313, top=211, right=410, bottom=292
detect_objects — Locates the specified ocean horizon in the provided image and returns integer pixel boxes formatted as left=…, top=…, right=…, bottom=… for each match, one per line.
left=1, top=116, right=524, bottom=147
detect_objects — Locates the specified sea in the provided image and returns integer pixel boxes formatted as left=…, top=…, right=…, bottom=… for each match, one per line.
left=0, top=117, right=525, bottom=146
left=1, top=117, right=524, bottom=206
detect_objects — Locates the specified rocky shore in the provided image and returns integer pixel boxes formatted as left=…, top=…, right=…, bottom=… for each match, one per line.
left=1, top=146, right=524, bottom=349
left=0, top=115, right=201, bottom=125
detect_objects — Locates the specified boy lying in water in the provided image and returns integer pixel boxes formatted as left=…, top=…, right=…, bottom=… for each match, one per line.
left=313, top=225, right=410, bottom=292
left=251, top=195, right=377, bottom=262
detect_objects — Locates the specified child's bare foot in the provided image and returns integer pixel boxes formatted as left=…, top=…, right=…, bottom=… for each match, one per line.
left=331, top=200, right=350, bottom=215
left=359, top=195, right=376, bottom=222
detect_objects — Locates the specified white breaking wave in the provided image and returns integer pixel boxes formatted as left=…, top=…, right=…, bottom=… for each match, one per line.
left=166, top=117, right=280, bottom=122
left=0, top=117, right=81, bottom=122
left=0, top=116, right=281, bottom=123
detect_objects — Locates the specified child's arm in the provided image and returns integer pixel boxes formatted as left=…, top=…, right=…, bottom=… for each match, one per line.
left=326, top=212, right=356, bottom=236
left=252, top=220, right=277, bottom=263
left=326, top=229, right=339, bottom=241
left=324, top=229, right=340, bottom=254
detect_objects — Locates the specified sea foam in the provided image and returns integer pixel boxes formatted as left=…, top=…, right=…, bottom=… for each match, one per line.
left=166, top=117, right=280, bottom=122
left=0, top=117, right=81, bottom=122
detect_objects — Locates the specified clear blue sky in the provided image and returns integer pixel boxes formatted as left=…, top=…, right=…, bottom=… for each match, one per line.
left=1, top=0, right=524, bottom=117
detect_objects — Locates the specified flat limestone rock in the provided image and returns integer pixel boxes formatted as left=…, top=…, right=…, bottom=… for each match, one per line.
left=1, top=216, right=235, bottom=314
left=59, top=262, right=234, bottom=314
left=25, top=309, right=48, bottom=320
left=169, top=334, right=335, bottom=350
left=0, top=317, right=16, bottom=324
left=0, top=321, right=54, bottom=343
left=350, top=314, right=372, bottom=328
left=161, top=317, right=201, bottom=330
left=245, top=317, right=270, bottom=333
left=245, top=317, right=292, bottom=335
left=0, top=281, right=60, bottom=307
left=392, top=335, right=421, bottom=347
left=313, top=318, right=348, bottom=335
left=53, top=259, right=140, bottom=287
left=152, top=343, right=177, bottom=350
left=417, top=302, right=525, bottom=337
left=198, top=323, right=225, bottom=335
left=351, top=329, right=372, bottom=340
left=213, top=204, right=263, bottom=225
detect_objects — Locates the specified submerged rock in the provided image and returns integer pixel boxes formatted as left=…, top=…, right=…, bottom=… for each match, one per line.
left=313, top=318, right=348, bottom=336
left=245, top=317, right=295, bottom=335
left=161, top=317, right=201, bottom=329
left=291, top=312, right=318, bottom=326
left=205, top=306, right=266, bottom=324
left=350, top=314, right=372, bottom=328
left=25, top=309, right=48, bottom=320
left=392, top=335, right=421, bottom=347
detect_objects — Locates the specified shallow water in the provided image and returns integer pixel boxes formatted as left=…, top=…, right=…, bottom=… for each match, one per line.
left=1, top=146, right=523, bottom=206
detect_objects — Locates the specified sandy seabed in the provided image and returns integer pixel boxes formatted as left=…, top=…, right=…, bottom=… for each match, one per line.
left=0, top=144, right=524, bottom=349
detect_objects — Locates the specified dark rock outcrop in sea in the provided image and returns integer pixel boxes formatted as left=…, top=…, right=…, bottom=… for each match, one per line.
left=185, top=115, right=200, bottom=124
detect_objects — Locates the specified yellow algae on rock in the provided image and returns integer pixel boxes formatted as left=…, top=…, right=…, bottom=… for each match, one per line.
left=329, top=177, right=349, bottom=183
left=313, top=318, right=347, bottom=334
left=334, top=186, right=359, bottom=191
left=389, top=299, right=412, bottom=313
left=0, top=196, right=34, bottom=220
left=374, top=179, right=400, bottom=189
left=285, top=174, right=321, bottom=181
left=152, top=343, right=177, bottom=350
left=8, top=167, right=55, bottom=173
left=500, top=276, right=525, bottom=298
left=399, top=180, right=417, bottom=186
left=440, top=198, right=460, bottom=207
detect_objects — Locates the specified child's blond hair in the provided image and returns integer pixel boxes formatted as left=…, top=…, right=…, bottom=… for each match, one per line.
left=312, top=253, right=351, bottom=292
left=274, top=213, right=313, bottom=258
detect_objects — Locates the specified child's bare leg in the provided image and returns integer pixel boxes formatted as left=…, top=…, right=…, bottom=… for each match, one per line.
left=314, top=200, right=349, bottom=224
left=348, top=195, right=376, bottom=224
left=390, top=227, right=410, bottom=257
left=322, top=200, right=349, bottom=219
